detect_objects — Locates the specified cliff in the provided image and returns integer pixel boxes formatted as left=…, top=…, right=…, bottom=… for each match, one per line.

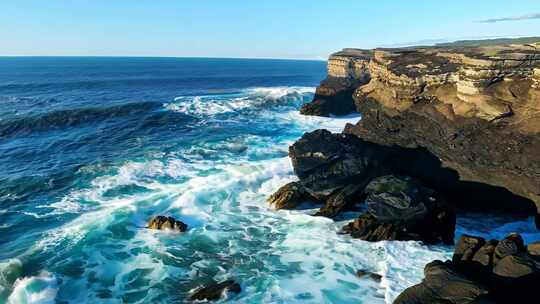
left=301, top=43, right=540, bottom=222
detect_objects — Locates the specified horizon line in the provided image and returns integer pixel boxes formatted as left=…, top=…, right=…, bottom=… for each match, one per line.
left=0, top=55, right=327, bottom=61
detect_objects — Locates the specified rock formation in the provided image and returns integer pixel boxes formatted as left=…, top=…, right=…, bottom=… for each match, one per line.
left=190, top=280, right=241, bottom=301
left=299, top=43, right=540, bottom=223
left=267, top=181, right=315, bottom=210
left=147, top=215, right=188, bottom=232
left=342, top=175, right=455, bottom=244
left=300, top=49, right=372, bottom=116
left=394, top=233, right=540, bottom=303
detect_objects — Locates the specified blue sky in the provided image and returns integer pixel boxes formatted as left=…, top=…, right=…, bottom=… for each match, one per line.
left=1, top=0, right=539, bottom=59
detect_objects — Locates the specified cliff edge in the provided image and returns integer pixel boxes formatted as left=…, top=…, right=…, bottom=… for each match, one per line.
left=302, top=42, right=540, bottom=223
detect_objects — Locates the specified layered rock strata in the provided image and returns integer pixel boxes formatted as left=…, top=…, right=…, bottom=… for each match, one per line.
left=300, top=49, right=372, bottom=116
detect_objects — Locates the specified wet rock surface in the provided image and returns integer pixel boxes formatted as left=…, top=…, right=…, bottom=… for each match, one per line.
left=147, top=215, right=188, bottom=232
left=342, top=175, right=455, bottom=244
left=190, top=280, right=241, bottom=301
left=394, top=233, right=540, bottom=303
left=267, top=181, right=315, bottom=210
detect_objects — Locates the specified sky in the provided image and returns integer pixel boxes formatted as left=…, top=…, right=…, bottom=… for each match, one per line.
left=1, top=0, right=540, bottom=59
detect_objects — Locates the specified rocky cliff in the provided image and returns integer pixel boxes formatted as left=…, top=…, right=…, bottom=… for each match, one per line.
left=301, top=43, right=540, bottom=222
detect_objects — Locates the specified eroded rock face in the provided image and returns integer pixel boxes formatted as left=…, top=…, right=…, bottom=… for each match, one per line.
left=147, top=216, right=187, bottom=232
left=395, top=233, right=540, bottom=304
left=342, top=175, right=455, bottom=244
left=190, top=280, right=241, bottom=301
left=307, top=44, right=540, bottom=219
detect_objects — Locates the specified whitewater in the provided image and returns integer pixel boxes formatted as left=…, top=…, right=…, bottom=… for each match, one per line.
left=0, top=58, right=538, bottom=304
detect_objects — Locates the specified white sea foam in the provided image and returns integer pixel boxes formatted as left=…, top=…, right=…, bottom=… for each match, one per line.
left=164, top=86, right=315, bottom=116
left=7, top=272, right=58, bottom=304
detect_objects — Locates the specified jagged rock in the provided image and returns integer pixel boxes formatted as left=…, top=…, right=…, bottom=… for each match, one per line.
left=267, top=181, right=315, bottom=210
left=394, top=260, right=490, bottom=304
left=190, top=280, right=241, bottom=301
left=147, top=216, right=187, bottom=232
left=342, top=175, right=455, bottom=244
left=471, top=240, right=499, bottom=268
left=493, top=233, right=525, bottom=264
left=364, top=175, right=432, bottom=222
left=395, top=233, right=540, bottom=304
left=289, top=129, right=389, bottom=200
left=453, top=235, right=486, bottom=263
left=288, top=129, right=399, bottom=216
left=316, top=183, right=364, bottom=217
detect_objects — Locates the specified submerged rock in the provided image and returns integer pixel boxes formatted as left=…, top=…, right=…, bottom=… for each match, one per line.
left=356, top=270, right=382, bottom=282
left=190, top=280, right=241, bottom=301
left=343, top=175, right=455, bottom=244
left=267, top=181, right=315, bottom=210
left=147, top=215, right=187, bottom=232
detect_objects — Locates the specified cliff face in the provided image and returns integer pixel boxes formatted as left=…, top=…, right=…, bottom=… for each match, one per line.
left=306, top=43, right=540, bottom=218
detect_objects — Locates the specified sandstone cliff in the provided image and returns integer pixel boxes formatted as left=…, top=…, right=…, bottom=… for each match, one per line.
left=302, top=43, right=540, bottom=222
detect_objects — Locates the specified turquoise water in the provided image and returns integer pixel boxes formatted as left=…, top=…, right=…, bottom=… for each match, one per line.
left=0, top=58, right=538, bottom=304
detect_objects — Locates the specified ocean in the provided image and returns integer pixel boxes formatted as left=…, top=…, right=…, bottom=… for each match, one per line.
left=0, top=57, right=538, bottom=304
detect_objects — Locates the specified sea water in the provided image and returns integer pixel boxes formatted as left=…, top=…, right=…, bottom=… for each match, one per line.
left=0, top=57, right=538, bottom=304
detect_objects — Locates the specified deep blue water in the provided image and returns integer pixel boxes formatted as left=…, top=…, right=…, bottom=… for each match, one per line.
left=0, top=57, right=538, bottom=304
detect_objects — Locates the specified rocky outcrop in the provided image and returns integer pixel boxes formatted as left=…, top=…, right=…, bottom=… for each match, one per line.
left=147, top=216, right=187, bottom=232
left=342, top=175, right=455, bottom=244
left=300, top=49, right=373, bottom=116
left=304, top=43, right=540, bottom=221
left=267, top=181, right=315, bottom=210
left=289, top=129, right=392, bottom=216
left=395, top=233, right=540, bottom=303
left=190, top=280, right=241, bottom=301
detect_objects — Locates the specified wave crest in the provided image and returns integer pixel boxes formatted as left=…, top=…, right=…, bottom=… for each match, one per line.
left=164, top=86, right=315, bottom=116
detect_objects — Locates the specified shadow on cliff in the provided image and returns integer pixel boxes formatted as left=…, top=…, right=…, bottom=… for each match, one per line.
left=388, top=145, right=536, bottom=215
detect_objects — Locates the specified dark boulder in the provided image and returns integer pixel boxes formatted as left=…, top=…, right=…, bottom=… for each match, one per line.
left=316, top=183, right=364, bottom=217
left=394, top=260, right=490, bottom=304
left=364, top=175, right=433, bottom=222
left=267, top=181, right=315, bottom=210
left=395, top=233, right=540, bottom=304
left=343, top=176, right=455, bottom=244
left=471, top=240, right=499, bottom=269
left=356, top=270, right=382, bottom=282
left=147, top=216, right=187, bottom=232
left=190, top=280, right=241, bottom=301
left=453, top=235, right=486, bottom=263
left=288, top=129, right=400, bottom=216
left=289, top=129, right=390, bottom=200
left=493, top=233, right=525, bottom=264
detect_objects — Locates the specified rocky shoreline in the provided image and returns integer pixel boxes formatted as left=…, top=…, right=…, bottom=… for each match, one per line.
left=270, top=42, right=540, bottom=303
